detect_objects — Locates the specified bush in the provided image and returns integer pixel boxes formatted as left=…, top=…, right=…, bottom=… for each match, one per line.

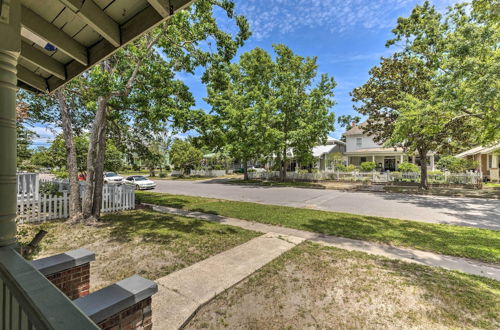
left=39, top=182, right=61, bottom=196
left=335, top=164, right=347, bottom=172
left=360, top=161, right=376, bottom=172
left=247, top=168, right=256, bottom=172
left=398, top=162, right=419, bottom=173
left=346, top=164, right=357, bottom=172
left=428, top=170, right=443, bottom=175
left=51, top=169, right=68, bottom=179
left=437, top=155, right=478, bottom=173
left=159, top=172, right=167, bottom=178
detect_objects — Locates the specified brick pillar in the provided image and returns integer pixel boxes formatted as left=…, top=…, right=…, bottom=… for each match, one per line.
left=44, top=262, right=91, bottom=300
left=97, top=297, right=152, bottom=330
left=31, top=248, right=95, bottom=300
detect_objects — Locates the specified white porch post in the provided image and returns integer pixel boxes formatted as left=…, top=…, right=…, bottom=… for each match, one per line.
left=400, top=154, right=404, bottom=164
left=0, top=0, right=21, bottom=247
left=430, top=154, right=435, bottom=171
left=372, top=155, right=375, bottom=162
left=412, top=155, right=416, bottom=164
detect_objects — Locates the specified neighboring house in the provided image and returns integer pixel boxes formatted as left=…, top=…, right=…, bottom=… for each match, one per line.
left=456, top=143, right=500, bottom=182
left=311, top=137, right=346, bottom=171
left=343, top=122, right=436, bottom=171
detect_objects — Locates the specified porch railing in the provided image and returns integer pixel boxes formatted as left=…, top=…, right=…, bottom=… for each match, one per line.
left=0, top=247, right=98, bottom=329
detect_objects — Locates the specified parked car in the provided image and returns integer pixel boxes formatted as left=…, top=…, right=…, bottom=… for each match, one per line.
left=104, top=172, right=124, bottom=184
left=248, top=166, right=266, bottom=173
left=124, top=176, right=156, bottom=190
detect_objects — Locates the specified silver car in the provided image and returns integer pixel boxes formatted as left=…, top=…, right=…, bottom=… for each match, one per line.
left=104, top=172, right=124, bottom=184
left=124, top=176, right=156, bottom=190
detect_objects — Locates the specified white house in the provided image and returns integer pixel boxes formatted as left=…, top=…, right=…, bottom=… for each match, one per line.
left=343, top=122, right=435, bottom=171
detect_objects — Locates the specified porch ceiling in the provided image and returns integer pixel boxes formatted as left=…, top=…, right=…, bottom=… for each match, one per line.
left=17, top=0, right=194, bottom=93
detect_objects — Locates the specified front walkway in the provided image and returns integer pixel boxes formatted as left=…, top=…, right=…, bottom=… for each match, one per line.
left=153, top=233, right=304, bottom=329
left=147, top=204, right=500, bottom=281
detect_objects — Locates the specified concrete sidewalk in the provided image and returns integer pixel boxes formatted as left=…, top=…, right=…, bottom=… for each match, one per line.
left=147, top=204, right=500, bottom=281
left=152, top=232, right=304, bottom=329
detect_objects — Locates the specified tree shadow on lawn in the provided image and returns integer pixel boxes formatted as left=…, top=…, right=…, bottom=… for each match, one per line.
left=103, top=210, right=241, bottom=245
left=301, top=215, right=500, bottom=263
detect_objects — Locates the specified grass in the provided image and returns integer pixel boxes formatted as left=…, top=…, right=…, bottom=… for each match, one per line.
left=186, top=242, right=500, bottom=329
left=485, top=183, right=500, bottom=188
left=17, top=209, right=259, bottom=290
left=136, top=191, right=500, bottom=263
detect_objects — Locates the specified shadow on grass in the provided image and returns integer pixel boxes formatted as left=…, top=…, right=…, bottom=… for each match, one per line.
left=103, top=210, right=239, bottom=245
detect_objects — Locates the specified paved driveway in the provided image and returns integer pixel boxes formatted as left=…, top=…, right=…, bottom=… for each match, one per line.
left=151, top=179, right=500, bottom=230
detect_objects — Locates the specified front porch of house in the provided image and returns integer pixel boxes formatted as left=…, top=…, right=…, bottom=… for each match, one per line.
left=345, top=152, right=436, bottom=172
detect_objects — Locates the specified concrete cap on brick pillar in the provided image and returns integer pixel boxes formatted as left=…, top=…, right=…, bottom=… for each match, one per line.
left=73, top=275, right=158, bottom=324
left=31, top=248, right=95, bottom=275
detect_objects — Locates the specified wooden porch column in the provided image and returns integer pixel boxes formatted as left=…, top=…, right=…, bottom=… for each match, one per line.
left=0, top=0, right=21, bottom=247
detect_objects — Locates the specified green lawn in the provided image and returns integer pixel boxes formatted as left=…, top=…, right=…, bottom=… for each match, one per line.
left=485, top=183, right=500, bottom=188
left=136, top=191, right=500, bottom=263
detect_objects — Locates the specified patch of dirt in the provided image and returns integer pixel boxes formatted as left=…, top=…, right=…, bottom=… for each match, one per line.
left=186, top=243, right=500, bottom=329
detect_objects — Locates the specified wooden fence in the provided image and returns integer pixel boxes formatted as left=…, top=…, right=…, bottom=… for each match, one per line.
left=17, top=184, right=135, bottom=223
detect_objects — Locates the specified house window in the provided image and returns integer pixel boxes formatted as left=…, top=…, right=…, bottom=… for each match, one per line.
left=488, top=155, right=492, bottom=169
left=360, top=157, right=367, bottom=163
left=356, top=137, right=362, bottom=148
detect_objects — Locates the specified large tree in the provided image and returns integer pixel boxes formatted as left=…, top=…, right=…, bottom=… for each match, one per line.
left=205, top=47, right=276, bottom=180
left=22, top=0, right=250, bottom=223
left=271, top=45, right=336, bottom=181
left=351, top=0, right=488, bottom=189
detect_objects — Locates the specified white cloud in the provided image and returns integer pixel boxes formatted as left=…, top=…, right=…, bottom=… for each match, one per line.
left=29, top=125, right=61, bottom=147
left=236, top=0, right=463, bottom=40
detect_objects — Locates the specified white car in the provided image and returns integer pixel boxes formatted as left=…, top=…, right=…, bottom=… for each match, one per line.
left=249, top=166, right=266, bottom=173
left=104, top=172, right=124, bottom=184
left=124, top=176, right=156, bottom=190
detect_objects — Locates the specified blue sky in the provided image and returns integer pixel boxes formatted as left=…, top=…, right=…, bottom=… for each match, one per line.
left=31, top=0, right=460, bottom=147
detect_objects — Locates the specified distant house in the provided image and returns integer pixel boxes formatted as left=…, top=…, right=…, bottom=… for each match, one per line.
left=311, top=137, right=346, bottom=171
left=343, top=122, right=436, bottom=172
left=456, top=143, right=500, bottom=182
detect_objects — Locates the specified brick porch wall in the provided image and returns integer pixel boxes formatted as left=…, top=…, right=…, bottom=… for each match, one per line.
left=97, top=297, right=153, bottom=330
left=45, top=263, right=91, bottom=300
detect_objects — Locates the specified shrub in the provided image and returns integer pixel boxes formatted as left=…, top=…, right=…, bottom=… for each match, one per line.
left=159, top=172, right=167, bottom=178
left=39, top=182, right=61, bottom=196
left=437, top=155, right=478, bottom=173
left=247, top=168, right=256, bottom=172
left=335, top=164, right=347, bottom=172
left=428, top=170, right=443, bottom=175
left=360, top=161, right=376, bottom=172
left=51, top=169, right=68, bottom=179
left=346, top=164, right=357, bottom=172
left=398, top=162, right=419, bottom=173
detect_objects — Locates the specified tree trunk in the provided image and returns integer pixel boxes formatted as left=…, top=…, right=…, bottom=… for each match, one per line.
left=243, top=159, right=248, bottom=181
left=281, top=146, right=287, bottom=182
left=418, top=148, right=428, bottom=190
left=91, top=119, right=107, bottom=218
left=82, top=94, right=108, bottom=220
left=56, top=89, right=83, bottom=222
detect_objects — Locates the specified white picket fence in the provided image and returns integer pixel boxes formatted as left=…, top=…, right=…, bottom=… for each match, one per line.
left=247, top=170, right=482, bottom=185
left=17, top=183, right=135, bottom=223
left=17, top=173, right=39, bottom=197
left=190, top=170, right=226, bottom=177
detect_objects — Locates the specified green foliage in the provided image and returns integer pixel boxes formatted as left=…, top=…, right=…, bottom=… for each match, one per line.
left=360, top=162, right=376, bottom=172
left=428, top=170, right=444, bottom=175
left=170, top=139, right=204, bottom=175
left=205, top=45, right=337, bottom=179
left=398, top=162, right=419, bottom=173
left=39, top=182, right=62, bottom=196
left=48, top=134, right=123, bottom=173
left=138, top=191, right=500, bottom=263
left=346, top=164, right=357, bottom=172
left=437, top=156, right=478, bottom=173
left=159, top=172, right=167, bottom=178
left=31, top=147, right=54, bottom=169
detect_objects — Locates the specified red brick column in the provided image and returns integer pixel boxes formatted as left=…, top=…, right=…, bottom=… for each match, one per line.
left=97, top=297, right=152, bottom=330
left=31, top=248, right=95, bottom=300
left=44, top=262, right=91, bottom=300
